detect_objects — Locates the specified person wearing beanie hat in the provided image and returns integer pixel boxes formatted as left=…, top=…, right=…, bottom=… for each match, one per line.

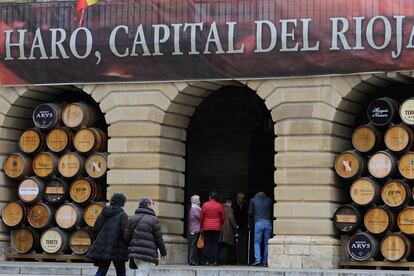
left=125, top=197, right=167, bottom=276
left=87, top=193, right=129, bottom=276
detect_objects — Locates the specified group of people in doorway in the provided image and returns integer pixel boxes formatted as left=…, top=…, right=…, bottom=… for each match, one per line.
left=87, top=193, right=167, bottom=276
left=188, top=191, right=273, bottom=267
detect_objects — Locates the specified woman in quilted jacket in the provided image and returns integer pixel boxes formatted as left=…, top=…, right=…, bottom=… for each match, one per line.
left=125, top=197, right=167, bottom=276
left=87, top=192, right=129, bottom=276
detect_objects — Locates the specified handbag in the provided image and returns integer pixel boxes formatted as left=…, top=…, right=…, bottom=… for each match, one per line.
left=197, top=232, right=205, bottom=249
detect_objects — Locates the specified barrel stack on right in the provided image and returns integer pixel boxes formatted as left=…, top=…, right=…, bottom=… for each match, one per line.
left=334, top=97, right=414, bottom=267
left=1, top=102, right=108, bottom=260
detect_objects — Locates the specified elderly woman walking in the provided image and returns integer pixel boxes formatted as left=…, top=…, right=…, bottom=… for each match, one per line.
left=188, top=195, right=202, bottom=265
left=87, top=193, right=129, bottom=276
left=125, top=197, right=167, bottom=276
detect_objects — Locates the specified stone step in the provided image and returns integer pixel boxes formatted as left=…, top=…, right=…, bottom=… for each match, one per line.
left=0, top=262, right=412, bottom=276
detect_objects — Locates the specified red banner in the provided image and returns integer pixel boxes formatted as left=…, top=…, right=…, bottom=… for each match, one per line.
left=1, top=0, right=414, bottom=85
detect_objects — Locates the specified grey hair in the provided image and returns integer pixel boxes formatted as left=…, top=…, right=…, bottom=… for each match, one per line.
left=191, top=195, right=200, bottom=204
left=139, top=197, right=152, bottom=208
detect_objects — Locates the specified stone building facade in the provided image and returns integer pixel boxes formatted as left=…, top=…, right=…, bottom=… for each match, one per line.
left=0, top=71, right=408, bottom=268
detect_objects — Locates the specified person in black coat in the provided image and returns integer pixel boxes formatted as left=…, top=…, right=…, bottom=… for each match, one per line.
left=124, top=197, right=167, bottom=276
left=87, top=193, right=129, bottom=276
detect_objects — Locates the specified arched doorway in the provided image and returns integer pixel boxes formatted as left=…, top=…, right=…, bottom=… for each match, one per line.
left=184, top=85, right=275, bottom=262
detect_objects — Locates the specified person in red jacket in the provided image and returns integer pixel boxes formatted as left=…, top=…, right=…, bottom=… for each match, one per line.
left=200, top=191, right=226, bottom=266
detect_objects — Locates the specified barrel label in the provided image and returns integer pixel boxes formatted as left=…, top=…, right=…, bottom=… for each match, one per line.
left=352, top=127, right=375, bottom=152
left=398, top=154, right=414, bottom=179
left=349, top=234, right=373, bottom=261
left=351, top=179, right=375, bottom=205
left=41, top=230, right=62, bottom=253
left=381, top=235, right=405, bottom=261
left=400, top=99, right=414, bottom=125
left=335, top=153, right=359, bottom=178
left=385, top=126, right=410, bottom=151
left=368, top=153, right=392, bottom=178
left=19, top=187, right=39, bottom=195
left=45, top=186, right=65, bottom=194
left=336, top=215, right=357, bottom=223
left=33, top=104, right=56, bottom=129
left=382, top=182, right=406, bottom=207
left=71, top=238, right=91, bottom=246
left=368, top=99, right=394, bottom=126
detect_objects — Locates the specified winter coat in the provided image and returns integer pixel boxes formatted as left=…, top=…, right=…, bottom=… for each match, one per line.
left=200, top=199, right=225, bottom=231
left=124, top=207, right=167, bottom=266
left=188, top=206, right=201, bottom=234
left=87, top=205, right=129, bottom=263
left=220, top=204, right=237, bottom=246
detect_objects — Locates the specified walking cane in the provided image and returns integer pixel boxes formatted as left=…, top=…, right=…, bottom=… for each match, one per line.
left=247, top=228, right=251, bottom=265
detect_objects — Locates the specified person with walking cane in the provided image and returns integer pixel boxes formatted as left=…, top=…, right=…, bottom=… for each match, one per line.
left=248, top=191, right=272, bottom=267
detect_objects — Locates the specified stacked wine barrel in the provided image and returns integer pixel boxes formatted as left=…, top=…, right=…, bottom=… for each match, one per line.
left=1, top=102, right=108, bottom=257
left=333, top=97, right=414, bottom=264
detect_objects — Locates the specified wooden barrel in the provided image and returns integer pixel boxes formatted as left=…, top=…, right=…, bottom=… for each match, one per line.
left=32, top=103, right=63, bottom=130
left=85, top=152, right=108, bottom=179
left=367, top=97, right=399, bottom=126
left=352, top=124, right=382, bottom=153
left=12, top=227, right=39, bottom=254
left=400, top=97, right=414, bottom=125
left=3, top=153, right=32, bottom=179
left=368, top=151, right=397, bottom=179
left=18, top=128, right=45, bottom=155
left=73, top=128, right=107, bottom=154
left=58, top=152, right=85, bottom=178
left=384, top=123, right=414, bottom=153
left=17, top=177, right=45, bottom=204
left=32, top=152, right=59, bottom=178
left=55, top=202, right=84, bottom=230
left=27, top=203, right=54, bottom=229
left=1, top=201, right=26, bottom=228
left=348, top=232, right=379, bottom=261
left=397, top=207, right=414, bottom=235
left=84, top=201, right=105, bottom=227
left=40, top=227, right=69, bottom=254
left=334, top=150, right=365, bottom=179
left=69, top=229, right=93, bottom=255
left=46, top=127, right=73, bottom=154
left=381, top=232, right=413, bottom=262
left=398, top=152, right=414, bottom=179
left=364, top=206, right=395, bottom=235
left=62, top=102, right=97, bottom=129
left=381, top=179, right=411, bottom=209
left=350, top=177, right=381, bottom=206
left=333, top=204, right=362, bottom=233
left=70, top=178, right=102, bottom=204
left=44, top=178, right=68, bottom=205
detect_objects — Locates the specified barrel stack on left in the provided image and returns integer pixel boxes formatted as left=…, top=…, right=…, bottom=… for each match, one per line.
left=1, top=102, right=108, bottom=260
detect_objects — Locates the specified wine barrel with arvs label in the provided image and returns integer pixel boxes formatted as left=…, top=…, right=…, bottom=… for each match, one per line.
left=400, top=98, right=414, bottom=125
left=44, top=178, right=68, bottom=205
left=18, top=128, right=45, bottom=155
left=55, top=202, right=84, bottom=230
left=367, top=97, right=399, bottom=126
left=62, top=102, right=97, bottom=129
left=398, top=152, right=414, bottom=180
left=381, top=179, right=411, bottom=209
left=32, top=152, right=59, bottom=178
left=12, top=227, right=39, bottom=254
left=348, top=232, right=379, bottom=261
left=368, top=151, right=397, bottom=179
left=69, top=229, right=93, bottom=255
left=17, top=177, right=45, bottom=204
left=58, top=152, right=85, bottom=179
left=1, top=201, right=26, bottom=228
left=32, top=103, right=63, bottom=130
left=352, top=124, right=382, bottom=153
left=385, top=123, right=414, bottom=153
left=350, top=177, right=381, bottom=206
left=84, top=201, right=105, bottom=227
left=40, top=227, right=69, bottom=254
left=381, top=232, right=413, bottom=262
left=27, top=203, right=54, bottom=229
left=334, top=150, right=366, bottom=179
left=3, top=153, right=32, bottom=179
left=73, top=128, right=107, bottom=154
left=333, top=204, right=362, bottom=233
left=364, top=206, right=395, bottom=235
left=46, top=127, right=73, bottom=154
left=397, top=207, right=414, bottom=235
left=85, top=152, right=108, bottom=179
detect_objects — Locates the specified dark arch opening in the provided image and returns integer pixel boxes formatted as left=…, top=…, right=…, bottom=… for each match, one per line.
left=184, top=85, right=275, bottom=260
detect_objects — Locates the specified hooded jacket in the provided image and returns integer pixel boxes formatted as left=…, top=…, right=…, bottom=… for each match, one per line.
left=87, top=205, right=129, bottom=262
left=124, top=207, right=167, bottom=265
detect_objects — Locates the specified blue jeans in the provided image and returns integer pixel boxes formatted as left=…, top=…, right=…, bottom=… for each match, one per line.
left=95, top=260, right=126, bottom=276
left=254, top=220, right=272, bottom=265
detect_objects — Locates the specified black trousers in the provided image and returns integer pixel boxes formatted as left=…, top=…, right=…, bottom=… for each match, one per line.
left=189, top=232, right=201, bottom=264
left=204, top=230, right=220, bottom=264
